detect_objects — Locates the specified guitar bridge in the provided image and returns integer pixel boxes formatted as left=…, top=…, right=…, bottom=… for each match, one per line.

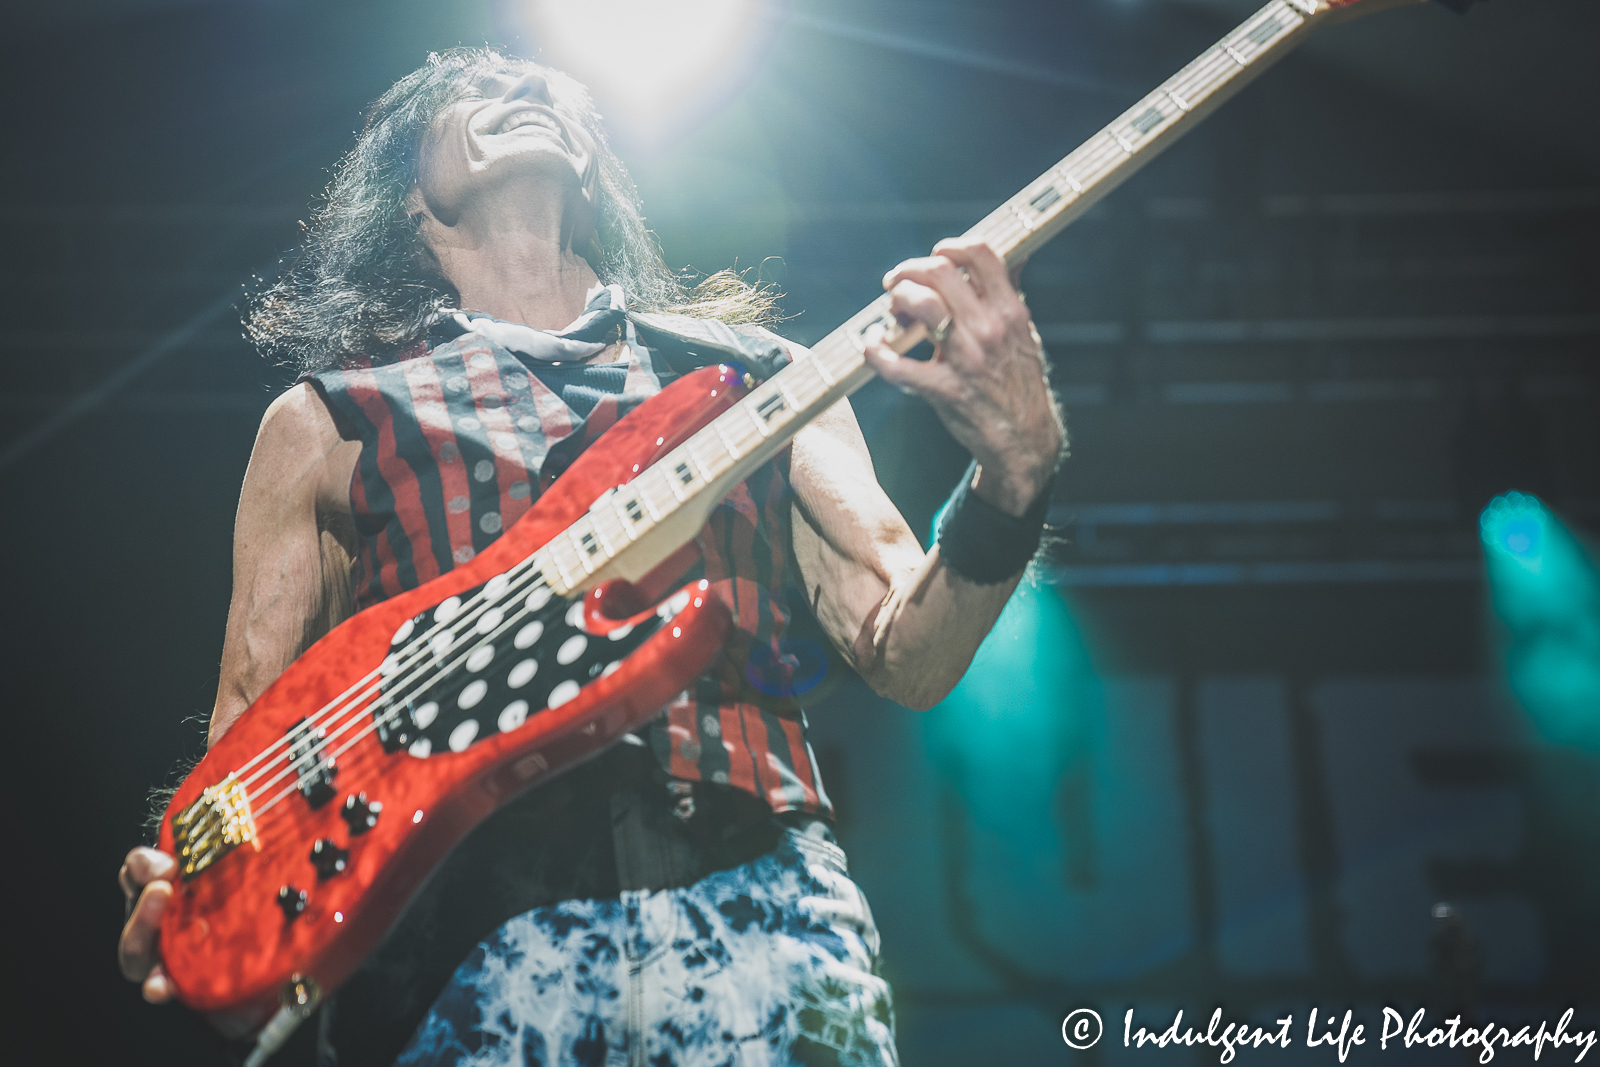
left=171, top=773, right=258, bottom=880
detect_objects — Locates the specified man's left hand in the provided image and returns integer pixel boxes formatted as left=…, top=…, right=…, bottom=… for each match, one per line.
left=862, top=237, right=1063, bottom=517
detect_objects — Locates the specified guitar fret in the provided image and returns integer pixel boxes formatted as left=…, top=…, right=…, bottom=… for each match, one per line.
left=685, top=437, right=716, bottom=483
left=665, top=456, right=691, bottom=502
left=746, top=398, right=773, bottom=438
left=1173, top=49, right=1238, bottom=104
left=638, top=471, right=666, bottom=520
left=808, top=350, right=836, bottom=386
left=545, top=546, right=575, bottom=592
left=609, top=493, right=640, bottom=541
left=565, top=525, right=598, bottom=574
left=713, top=419, right=742, bottom=458
left=1164, top=87, right=1191, bottom=112
left=588, top=511, right=619, bottom=557
left=777, top=378, right=801, bottom=412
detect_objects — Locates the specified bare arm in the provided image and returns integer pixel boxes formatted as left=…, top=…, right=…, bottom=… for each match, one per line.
left=207, top=382, right=359, bottom=744
left=789, top=236, right=1064, bottom=711
left=790, top=403, right=1024, bottom=710
left=120, top=382, right=358, bottom=1002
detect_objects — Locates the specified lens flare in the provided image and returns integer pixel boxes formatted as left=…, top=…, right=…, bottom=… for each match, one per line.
left=1480, top=493, right=1600, bottom=748
left=522, top=0, right=766, bottom=134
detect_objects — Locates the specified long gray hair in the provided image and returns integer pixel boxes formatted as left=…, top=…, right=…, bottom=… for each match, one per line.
left=247, top=47, right=775, bottom=372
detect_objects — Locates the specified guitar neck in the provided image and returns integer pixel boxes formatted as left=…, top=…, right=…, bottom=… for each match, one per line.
left=540, top=0, right=1422, bottom=596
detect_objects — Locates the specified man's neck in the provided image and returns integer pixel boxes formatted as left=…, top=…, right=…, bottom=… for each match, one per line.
left=427, top=187, right=602, bottom=332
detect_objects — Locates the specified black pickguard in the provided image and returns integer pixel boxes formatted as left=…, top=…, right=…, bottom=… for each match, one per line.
left=373, top=578, right=680, bottom=758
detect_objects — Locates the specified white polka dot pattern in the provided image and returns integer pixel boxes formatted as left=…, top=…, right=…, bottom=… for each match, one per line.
left=508, top=659, right=538, bottom=688
left=514, top=621, right=543, bottom=649
left=381, top=570, right=664, bottom=759
left=497, top=701, right=529, bottom=733
left=448, top=719, right=479, bottom=752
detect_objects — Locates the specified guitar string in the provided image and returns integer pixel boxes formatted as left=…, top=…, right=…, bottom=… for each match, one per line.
left=222, top=395, right=726, bottom=810
left=231, top=352, right=850, bottom=829
left=214, top=407, right=726, bottom=807
left=210, top=547, right=549, bottom=796
left=234, top=558, right=555, bottom=805
left=177, top=559, right=558, bottom=855
left=229, top=317, right=928, bottom=846
left=189, top=357, right=835, bottom=848
left=182, top=567, right=566, bottom=856
left=185, top=0, right=1304, bottom=853
left=227, top=551, right=549, bottom=795
left=235, top=391, right=825, bottom=831
left=245, top=586, right=577, bottom=827
left=246, top=577, right=707, bottom=828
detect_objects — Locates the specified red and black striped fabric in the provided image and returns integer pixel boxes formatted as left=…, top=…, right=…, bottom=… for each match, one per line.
left=308, top=314, right=832, bottom=818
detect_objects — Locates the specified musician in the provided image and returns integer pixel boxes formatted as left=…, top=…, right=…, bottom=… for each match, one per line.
left=118, top=49, right=1062, bottom=1066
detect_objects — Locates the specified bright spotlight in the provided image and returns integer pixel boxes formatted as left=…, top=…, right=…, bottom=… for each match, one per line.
left=523, top=0, right=766, bottom=133
left=1480, top=492, right=1600, bottom=749
left=1480, top=491, right=1548, bottom=569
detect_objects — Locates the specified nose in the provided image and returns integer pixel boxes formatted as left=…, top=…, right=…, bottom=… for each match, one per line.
left=501, top=71, right=552, bottom=105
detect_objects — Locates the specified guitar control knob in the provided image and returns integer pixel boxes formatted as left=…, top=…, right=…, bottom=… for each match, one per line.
left=310, top=838, right=349, bottom=879
left=341, top=792, right=382, bottom=835
left=278, top=885, right=308, bottom=920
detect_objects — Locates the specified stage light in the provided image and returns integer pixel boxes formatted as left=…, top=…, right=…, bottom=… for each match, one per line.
left=521, top=0, right=766, bottom=132
left=923, top=504, right=1098, bottom=848
left=1479, top=491, right=1547, bottom=570
left=1480, top=493, right=1600, bottom=749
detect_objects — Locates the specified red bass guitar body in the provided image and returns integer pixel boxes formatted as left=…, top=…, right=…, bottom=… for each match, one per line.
left=156, top=364, right=751, bottom=1037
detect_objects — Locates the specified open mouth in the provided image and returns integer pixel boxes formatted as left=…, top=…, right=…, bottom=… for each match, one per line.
left=496, top=111, right=563, bottom=137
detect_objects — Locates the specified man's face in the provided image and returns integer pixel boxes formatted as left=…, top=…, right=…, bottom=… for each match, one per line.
left=412, top=68, right=600, bottom=230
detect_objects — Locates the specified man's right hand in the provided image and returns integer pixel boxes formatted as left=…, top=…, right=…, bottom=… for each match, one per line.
left=119, top=847, right=177, bottom=1003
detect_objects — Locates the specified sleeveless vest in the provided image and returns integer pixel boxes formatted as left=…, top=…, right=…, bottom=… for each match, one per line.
left=307, top=290, right=831, bottom=817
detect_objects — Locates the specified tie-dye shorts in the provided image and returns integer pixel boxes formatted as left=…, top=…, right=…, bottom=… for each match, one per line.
left=394, top=824, right=898, bottom=1067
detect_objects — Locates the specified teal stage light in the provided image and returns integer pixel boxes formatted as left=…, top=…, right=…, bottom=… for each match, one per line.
left=922, top=503, right=1098, bottom=847
left=1480, top=491, right=1548, bottom=567
left=1480, top=492, right=1600, bottom=749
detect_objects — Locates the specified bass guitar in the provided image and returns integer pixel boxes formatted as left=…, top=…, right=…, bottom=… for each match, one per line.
left=154, top=0, right=1474, bottom=1058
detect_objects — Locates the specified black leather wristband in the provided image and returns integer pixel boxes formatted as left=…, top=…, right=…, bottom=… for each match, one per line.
left=936, top=459, right=1053, bottom=584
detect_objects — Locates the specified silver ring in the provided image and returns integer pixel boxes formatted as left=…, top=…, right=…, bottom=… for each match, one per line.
left=929, top=316, right=953, bottom=346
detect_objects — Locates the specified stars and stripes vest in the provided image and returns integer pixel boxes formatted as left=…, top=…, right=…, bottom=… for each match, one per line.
left=307, top=294, right=832, bottom=818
